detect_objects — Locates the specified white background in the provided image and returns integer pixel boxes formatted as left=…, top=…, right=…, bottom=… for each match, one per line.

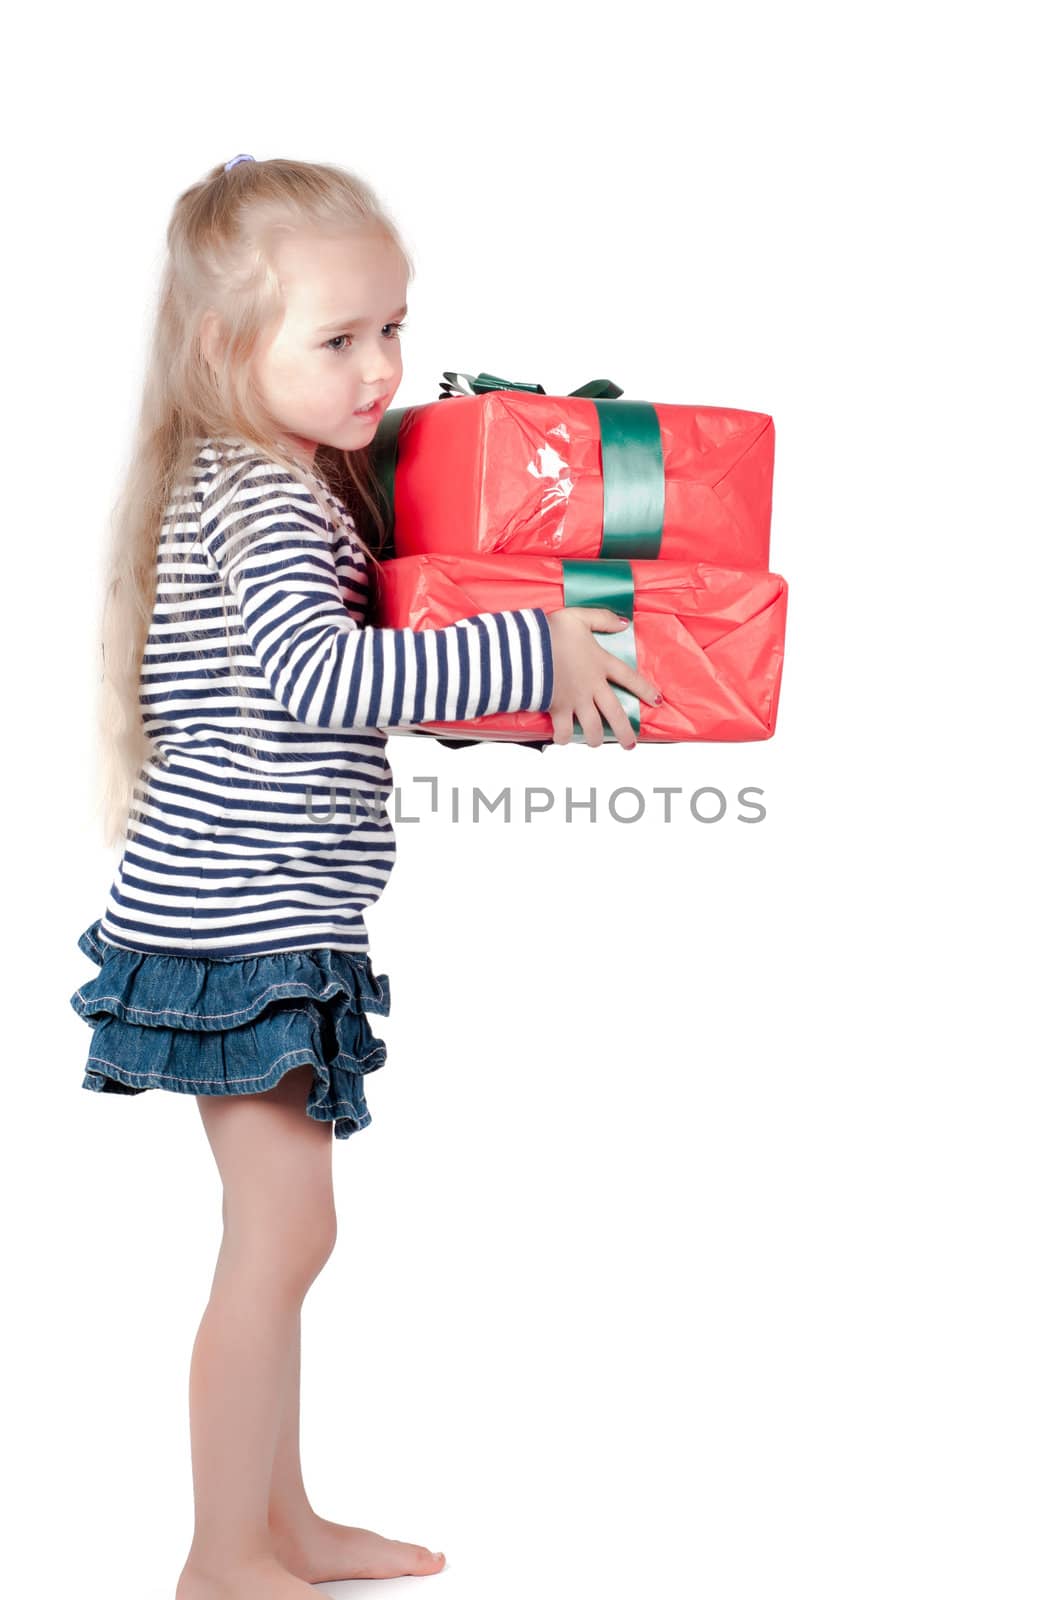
left=3, top=2, right=1058, bottom=1596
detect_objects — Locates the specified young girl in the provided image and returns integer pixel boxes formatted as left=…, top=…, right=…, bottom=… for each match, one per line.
left=70, top=153, right=661, bottom=1598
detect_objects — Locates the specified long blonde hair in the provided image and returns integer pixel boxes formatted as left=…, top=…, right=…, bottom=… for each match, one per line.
left=96, top=156, right=413, bottom=848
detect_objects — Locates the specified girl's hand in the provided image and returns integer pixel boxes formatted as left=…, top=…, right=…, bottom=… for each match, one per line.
left=546, top=608, right=661, bottom=749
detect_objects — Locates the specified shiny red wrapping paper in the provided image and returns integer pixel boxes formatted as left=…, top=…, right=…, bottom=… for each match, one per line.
left=372, top=553, right=787, bottom=742
left=389, top=392, right=775, bottom=567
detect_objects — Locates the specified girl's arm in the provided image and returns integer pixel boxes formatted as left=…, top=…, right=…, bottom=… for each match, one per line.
left=199, top=455, right=553, bottom=731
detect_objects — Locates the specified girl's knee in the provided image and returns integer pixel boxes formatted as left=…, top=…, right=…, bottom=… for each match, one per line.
left=281, top=1206, right=339, bottom=1290
left=221, top=1204, right=336, bottom=1296
left=302, top=1203, right=339, bottom=1276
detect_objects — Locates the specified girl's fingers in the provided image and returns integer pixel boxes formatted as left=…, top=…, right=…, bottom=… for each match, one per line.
left=583, top=608, right=633, bottom=631
left=550, top=705, right=575, bottom=746
left=575, top=699, right=604, bottom=746
left=597, top=646, right=660, bottom=705
left=550, top=688, right=637, bottom=748
left=594, top=684, right=637, bottom=749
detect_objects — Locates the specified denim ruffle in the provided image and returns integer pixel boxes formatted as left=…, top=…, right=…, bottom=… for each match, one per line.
left=69, top=919, right=391, bottom=1139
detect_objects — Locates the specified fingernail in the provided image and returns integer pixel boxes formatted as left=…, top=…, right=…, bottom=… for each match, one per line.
left=653, top=692, right=663, bottom=704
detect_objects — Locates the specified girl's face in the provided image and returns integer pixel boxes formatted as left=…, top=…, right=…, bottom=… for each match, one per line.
left=252, top=228, right=407, bottom=464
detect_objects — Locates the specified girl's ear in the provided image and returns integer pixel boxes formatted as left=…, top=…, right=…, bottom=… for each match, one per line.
left=199, top=311, right=222, bottom=372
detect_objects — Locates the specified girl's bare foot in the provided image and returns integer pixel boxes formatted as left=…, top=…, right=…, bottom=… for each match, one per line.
left=269, top=1513, right=447, bottom=1582
left=176, top=1553, right=323, bottom=1598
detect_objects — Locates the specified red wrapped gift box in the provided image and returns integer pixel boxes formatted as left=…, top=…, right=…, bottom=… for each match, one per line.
left=372, top=553, right=787, bottom=743
left=379, top=379, right=775, bottom=569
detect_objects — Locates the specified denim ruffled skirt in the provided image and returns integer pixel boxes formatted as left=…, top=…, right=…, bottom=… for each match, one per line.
left=69, top=919, right=391, bottom=1139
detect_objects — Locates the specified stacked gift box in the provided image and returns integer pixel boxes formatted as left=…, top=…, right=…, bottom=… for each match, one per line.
left=367, top=371, right=787, bottom=747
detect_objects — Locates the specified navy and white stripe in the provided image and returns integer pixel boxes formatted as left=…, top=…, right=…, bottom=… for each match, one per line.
left=97, top=437, right=554, bottom=957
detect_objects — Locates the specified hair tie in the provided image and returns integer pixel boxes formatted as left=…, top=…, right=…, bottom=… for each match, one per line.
left=224, top=153, right=255, bottom=171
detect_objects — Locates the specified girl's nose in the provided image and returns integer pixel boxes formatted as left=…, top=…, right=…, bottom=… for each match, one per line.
left=362, top=353, right=400, bottom=384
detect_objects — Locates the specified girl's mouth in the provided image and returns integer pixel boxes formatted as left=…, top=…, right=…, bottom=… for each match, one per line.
left=353, top=398, right=385, bottom=422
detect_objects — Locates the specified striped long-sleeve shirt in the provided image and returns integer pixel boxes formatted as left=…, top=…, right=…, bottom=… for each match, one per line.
left=96, top=436, right=555, bottom=956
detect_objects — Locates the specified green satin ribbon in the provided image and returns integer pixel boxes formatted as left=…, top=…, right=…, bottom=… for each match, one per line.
left=562, top=559, right=640, bottom=741
left=368, top=370, right=665, bottom=561
left=368, top=404, right=407, bottom=561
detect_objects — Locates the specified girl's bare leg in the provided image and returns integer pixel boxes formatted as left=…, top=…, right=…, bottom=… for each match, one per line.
left=174, top=1064, right=443, bottom=1600
left=266, top=1314, right=446, bottom=1581
left=267, top=1323, right=311, bottom=1528
left=175, top=1065, right=334, bottom=1600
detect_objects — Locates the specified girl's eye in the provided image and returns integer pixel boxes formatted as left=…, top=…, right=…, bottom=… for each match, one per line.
left=324, top=320, right=408, bottom=353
